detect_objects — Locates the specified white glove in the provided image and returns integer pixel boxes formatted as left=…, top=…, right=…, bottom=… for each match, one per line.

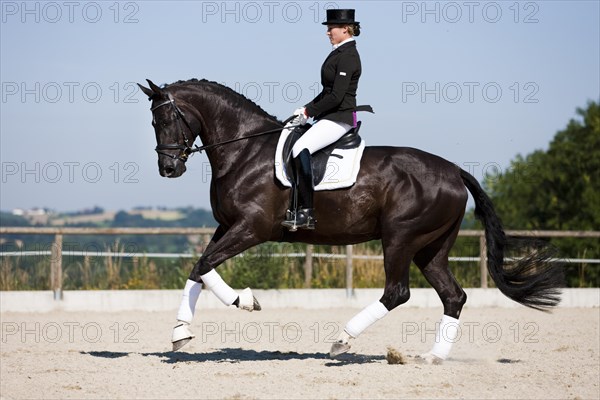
left=293, top=107, right=308, bottom=124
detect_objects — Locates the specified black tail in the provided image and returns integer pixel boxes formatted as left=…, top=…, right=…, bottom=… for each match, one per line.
left=460, top=169, right=564, bottom=310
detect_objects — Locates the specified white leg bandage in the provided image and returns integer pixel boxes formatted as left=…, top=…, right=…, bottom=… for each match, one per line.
left=344, top=301, right=390, bottom=338
left=176, top=279, right=202, bottom=323
left=201, top=269, right=238, bottom=306
left=429, top=314, right=460, bottom=360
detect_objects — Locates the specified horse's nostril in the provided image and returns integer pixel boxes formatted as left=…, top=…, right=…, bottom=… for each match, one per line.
left=164, top=167, right=175, bottom=176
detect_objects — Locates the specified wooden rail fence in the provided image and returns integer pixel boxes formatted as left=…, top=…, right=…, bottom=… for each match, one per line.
left=1, top=227, right=598, bottom=299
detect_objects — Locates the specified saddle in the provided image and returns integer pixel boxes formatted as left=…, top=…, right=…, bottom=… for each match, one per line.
left=282, top=122, right=363, bottom=187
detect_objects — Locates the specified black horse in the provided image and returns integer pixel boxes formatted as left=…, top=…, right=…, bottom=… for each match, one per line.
left=138, top=78, right=563, bottom=360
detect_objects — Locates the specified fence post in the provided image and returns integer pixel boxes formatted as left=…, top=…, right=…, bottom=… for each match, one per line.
left=346, top=244, right=354, bottom=298
left=50, top=234, right=63, bottom=300
left=304, top=244, right=313, bottom=288
left=202, top=234, right=212, bottom=253
left=479, top=233, right=488, bottom=288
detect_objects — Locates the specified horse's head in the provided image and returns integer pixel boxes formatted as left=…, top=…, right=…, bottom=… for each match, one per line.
left=138, top=79, right=199, bottom=178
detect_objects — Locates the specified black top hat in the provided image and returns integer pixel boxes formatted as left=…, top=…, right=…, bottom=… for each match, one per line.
left=322, top=9, right=359, bottom=25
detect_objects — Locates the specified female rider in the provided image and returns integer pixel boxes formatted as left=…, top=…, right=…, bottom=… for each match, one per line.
left=282, top=9, right=363, bottom=231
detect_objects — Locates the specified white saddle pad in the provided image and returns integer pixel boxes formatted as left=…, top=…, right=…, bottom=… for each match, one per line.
left=274, top=122, right=365, bottom=191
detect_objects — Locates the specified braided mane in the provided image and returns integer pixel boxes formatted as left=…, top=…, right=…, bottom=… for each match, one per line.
left=162, top=78, right=282, bottom=124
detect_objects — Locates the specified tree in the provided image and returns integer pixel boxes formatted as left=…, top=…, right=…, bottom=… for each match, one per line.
left=484, top=101, right=600, bottom=286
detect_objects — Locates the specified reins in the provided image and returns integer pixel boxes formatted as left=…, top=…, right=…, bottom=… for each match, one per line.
left=152, top=94, right=297, bottom=162
left=192, top=115, right=298, bottom=154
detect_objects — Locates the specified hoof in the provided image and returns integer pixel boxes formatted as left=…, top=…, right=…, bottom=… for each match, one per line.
left=239, top=288, right=261, bottom=311
left=252, top=296, right=262, bottom=311
left=172, top=337, right=192, bottom=352
left=329, top=340, right=351, bottom=358
left=415, top=352, right=444, bottom=365
left=171, top=321, right=194, bottom=351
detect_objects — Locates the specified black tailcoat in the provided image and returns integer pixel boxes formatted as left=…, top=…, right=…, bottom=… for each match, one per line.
left=305, top=40, right=361, bottom=126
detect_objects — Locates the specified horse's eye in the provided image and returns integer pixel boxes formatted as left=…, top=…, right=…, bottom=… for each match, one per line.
left=153, top=119, right=168, bottom=128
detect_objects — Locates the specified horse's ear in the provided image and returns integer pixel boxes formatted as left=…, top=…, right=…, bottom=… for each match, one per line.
left=147, top=79, right=163, bottom=95
left=138, top=82, right=154, bottom=100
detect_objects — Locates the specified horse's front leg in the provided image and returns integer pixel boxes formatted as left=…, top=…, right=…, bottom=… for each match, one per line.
left=172, top=223, right=264, bottom=351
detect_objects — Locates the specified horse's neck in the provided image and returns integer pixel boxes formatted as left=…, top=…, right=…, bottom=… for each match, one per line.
left=188, top=87, right=280, bottom=175
left=187, top=86, right=278, bottom=140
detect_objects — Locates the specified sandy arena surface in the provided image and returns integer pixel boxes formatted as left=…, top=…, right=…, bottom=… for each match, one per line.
left=1, top=306, right=598, bottom=399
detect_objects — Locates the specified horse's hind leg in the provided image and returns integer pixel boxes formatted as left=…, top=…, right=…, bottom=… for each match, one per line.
left=330, top=240, right=413, bottom=358
left=413, top=221, right=467, bottom=364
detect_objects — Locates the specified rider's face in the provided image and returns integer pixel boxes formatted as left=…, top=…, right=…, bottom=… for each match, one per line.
left=326, top=25, right=349, bottom=45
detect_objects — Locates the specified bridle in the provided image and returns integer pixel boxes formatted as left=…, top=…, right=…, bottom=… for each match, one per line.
left=150, top=92, right=299, bottom=163
left=151, top=93, right=200, bottom=162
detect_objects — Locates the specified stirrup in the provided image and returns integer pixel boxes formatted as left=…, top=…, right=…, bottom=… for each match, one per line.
left=281, top=210, right=299, bottom=231
left=281, top=208, right=316, bottom=231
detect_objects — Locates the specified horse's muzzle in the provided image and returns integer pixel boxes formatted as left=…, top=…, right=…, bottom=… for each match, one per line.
left=158, top=159, right=186, bottom=178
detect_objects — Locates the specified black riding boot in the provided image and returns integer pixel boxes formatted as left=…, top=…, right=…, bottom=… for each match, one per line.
left=282, top=149, right=316, bottom=231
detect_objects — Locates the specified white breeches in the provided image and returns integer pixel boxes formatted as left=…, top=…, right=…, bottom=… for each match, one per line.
left=292, top=119, right=352, bottom=157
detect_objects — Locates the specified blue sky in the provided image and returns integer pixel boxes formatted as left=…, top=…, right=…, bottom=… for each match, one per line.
left=1, top=1, right=599, bottom=212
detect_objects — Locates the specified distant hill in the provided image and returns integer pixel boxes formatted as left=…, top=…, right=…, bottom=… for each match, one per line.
left=0, top=207, right=217, bottom=228
left=0, top=207, right=218, bottom=255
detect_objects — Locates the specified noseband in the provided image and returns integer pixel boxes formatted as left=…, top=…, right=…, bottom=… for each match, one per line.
left=151, top=93, right=201, bottom=162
